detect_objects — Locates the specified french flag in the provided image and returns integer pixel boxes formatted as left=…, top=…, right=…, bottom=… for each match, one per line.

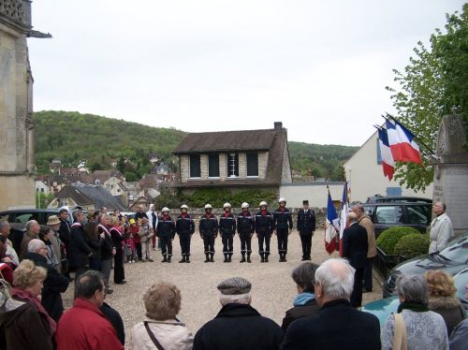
left=338, top=182, right=349, bottom=256
left=325, top=190, right=339, bottom=254
left=386, top=120, right=422, bottom=164
left=377, top=128, right=395, bottom=180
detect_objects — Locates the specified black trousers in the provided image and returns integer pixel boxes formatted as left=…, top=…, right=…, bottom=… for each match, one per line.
left=239, top=232, right=252, bottom=254
left=179, top=234, right=192, bottom=256
left=203, top=234, right=215, bottom=254
left=351, top=267, right=364, bottom=307
left=135, top=242, right=142, bottom=260
left=221, top=233, right=234, bottom=254
left=364, top=258, right=373, bottom=291
left=277, top=229, right=289, bottom=254
left=113, top=249, right=125, bottom=283
left=160, top=236, right=173, bottom=257
left=257, top=232, right=271, bottom=255
left=300, top=234, right=312, bottom=258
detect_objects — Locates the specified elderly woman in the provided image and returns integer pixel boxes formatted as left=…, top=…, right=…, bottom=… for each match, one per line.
left=381, top=274, right=449, bottom=350
left=425, top=270, right=465, bottom=334
left=281, top=262, right=320, bottom=332
left=0, top=260, right=55, bottom=350
left=131, top=282, right=193, bottom=350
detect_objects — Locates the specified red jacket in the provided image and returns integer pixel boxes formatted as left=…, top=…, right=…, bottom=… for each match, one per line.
left=56, top=298, right=123, bottom=350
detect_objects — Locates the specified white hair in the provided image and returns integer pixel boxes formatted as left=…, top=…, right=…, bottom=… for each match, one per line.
left=219, top=293, right=251, bottom=306
left=315, top=258, right=355, bottom=299
left=28, top=239, right=46, bottom=253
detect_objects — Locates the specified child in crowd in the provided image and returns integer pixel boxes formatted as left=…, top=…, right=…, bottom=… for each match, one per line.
left=129, top=219, right=142, bottom=262
left=124, top=222, right=136, bottom=263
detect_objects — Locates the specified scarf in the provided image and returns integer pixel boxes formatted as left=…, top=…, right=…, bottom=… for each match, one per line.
left=12, top=287, right=57, bottom=335
left=224, top=212, right=230, bottom=218
left=181, top=213, right=186, bottom=218
left=398, top=301, right=429, bottom=313
left=98, top=223, right=111, bottom=236
left=280, top=207, right=285, bottom=213
left=293, top=292, right=315, bottom=307
left=243, top=211, right=249, bottom=217
left=206, top=214, right=211, bottom=219
left=261, top=210, right=267, bottom=217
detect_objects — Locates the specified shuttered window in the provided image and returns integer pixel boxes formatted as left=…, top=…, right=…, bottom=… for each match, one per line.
left=208, top=154, right=220, bottom=177
left=227, top=153, right=239, bottom=177
left=246, top=152, right=259, bottom=176
left=189, top=155, right=201, bottom=178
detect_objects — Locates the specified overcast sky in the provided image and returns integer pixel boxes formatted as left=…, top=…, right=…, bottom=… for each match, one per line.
left=28, top=0, right=465, bottom=146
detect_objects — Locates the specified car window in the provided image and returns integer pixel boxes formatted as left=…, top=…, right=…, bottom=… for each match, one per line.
left=0, top=213, right=9, bottom=222
left=13, top=212, right=39, bottom=224
left=439, top=236, right=468, bottom=263
left=375, top=206, right=403, bottom=224
left=407, top=205, right=430, bottom=225
left=363, top=206, right=375, bottom=216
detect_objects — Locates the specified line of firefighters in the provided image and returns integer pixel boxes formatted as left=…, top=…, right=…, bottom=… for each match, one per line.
left=152, top=198, right=316, bottom=263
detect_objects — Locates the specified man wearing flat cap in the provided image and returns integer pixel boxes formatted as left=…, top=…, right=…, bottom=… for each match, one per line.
left=296, top=200, right=316, bottom=261
left=194, top=277, right=283, bottom=350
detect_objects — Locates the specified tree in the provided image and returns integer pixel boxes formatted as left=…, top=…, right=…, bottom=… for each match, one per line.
left=386, top=4, right=468, bottom=191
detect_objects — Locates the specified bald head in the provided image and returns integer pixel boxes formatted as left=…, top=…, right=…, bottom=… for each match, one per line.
left=315, top=258, right=355, bottom=302
left=347, top=211, right=358, bottom=224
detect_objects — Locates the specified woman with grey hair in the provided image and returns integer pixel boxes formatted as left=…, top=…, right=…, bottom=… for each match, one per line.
left=281, top=262, right=320, bottom=332
left=381, top=274, right=449, bottom=350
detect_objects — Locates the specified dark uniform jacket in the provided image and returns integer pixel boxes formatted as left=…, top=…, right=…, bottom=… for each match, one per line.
left=176, top=214, right=195, bottom=235
left=281, top=298, right=320, bottom=332
left=219, top=213, right=237, bottom=235
left=194, top=303, right=283, bottom=350
left=255, top=211, right=274, bottom=234
left=97, top=224, right=114, bottom=261
left=273, top=208, right=293, bottom=230
left=157, top=216, right=176, bottom=238
left=342, top=222, right=368, bottom=269
left=199, top=214, right=219, bottom=236
left=58, top=219, right=71, bottom=246
left=281, top=299, right=381, bottom=350
left=68, top=222, right=92, bottom=268
left=237, top=212, right=254, bottom=234
left=22, top=252, right=69, bottom=322
left=296, top=209, right=316, bottom=235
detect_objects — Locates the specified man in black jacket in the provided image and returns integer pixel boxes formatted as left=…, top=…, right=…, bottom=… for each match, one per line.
left=281, top=258, right=380, bottom=350
left=199, top=204, right=219, bottom=263
left=194, top=277, right=283, bottom=350
left=58, top=208, right=72, bottom=278
left=296, top=200, right=315, bottom=261
left=219, top=203, right=236, bottom=263
left=273, top=198, right=293, bottom=262
left=237, top=202, right=255, bottom=263
left=255, top=201, right=274, bottom=263
left=176, top=204, right=195, bottom=263
left=342, top=212, right=368, bottom=307
left=23, top=239, right=70, bottom=321
left=69, top=210, right=92, bottom=281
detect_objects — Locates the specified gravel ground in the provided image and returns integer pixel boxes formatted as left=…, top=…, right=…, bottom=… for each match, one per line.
left=62, top=229, right=383, bottom=343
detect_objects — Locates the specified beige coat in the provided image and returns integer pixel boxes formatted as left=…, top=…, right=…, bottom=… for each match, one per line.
left=131, top=318, right=193, bottom=350
left=358, top=215, right=377, bottom=258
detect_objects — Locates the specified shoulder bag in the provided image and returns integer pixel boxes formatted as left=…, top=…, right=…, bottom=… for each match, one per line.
left=392, top=313, right=408, bottom=350
left=144, top=321, right=165, bottom=350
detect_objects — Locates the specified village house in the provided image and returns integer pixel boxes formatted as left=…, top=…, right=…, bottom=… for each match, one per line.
left=173, top=122, right=292, bottom=195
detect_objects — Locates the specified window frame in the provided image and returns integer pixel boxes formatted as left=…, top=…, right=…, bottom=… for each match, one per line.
left=208, top=153, right=220, bottom=178
left=246, top=152, right=259, bottom=177
left=189, top=154, right=201, bottom=178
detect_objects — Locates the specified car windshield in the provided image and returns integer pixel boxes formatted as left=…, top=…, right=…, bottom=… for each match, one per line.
left=438, top=236, right=468, bottom=263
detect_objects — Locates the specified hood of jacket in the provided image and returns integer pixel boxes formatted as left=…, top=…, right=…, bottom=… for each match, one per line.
left=0, top=297, right=29, bottom=327
left=429, top=295, right=462, bottom=310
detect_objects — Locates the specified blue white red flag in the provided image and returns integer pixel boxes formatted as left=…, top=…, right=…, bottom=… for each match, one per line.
left=377, top=127, right=395, bottom=180
left=386, top=120, right=422, bottom=164
left=325, top=190, right=340, bottom=254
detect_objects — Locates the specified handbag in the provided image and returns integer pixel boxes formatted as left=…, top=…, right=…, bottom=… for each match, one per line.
left=144, top=321, right=165, bottom=350
left=392, top=313, right=408, bottom=350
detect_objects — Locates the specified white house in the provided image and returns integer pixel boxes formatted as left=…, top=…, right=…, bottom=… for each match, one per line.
left=35, top=180, right=50, bottom=195
left=343, top=131, right=433, bottom=202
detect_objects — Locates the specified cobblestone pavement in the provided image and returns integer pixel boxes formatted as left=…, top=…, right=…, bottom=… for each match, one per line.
left=62, top=229, right=383, bottom=342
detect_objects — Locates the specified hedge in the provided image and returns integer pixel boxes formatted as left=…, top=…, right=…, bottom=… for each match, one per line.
left=376, top=226, right=421, bottom=255
left=394, top=233, right=430, bottom=259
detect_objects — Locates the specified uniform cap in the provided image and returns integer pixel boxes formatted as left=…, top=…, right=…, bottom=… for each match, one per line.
left=223, top=203, right=231, bottom=208
left=241, top=202, right=249, bottom=209
left=259, top=201, right=268, bottom=207
left=205, top=204, right=212, bottom=209
left=180, top=204, right=189, bottom=210
left=217, top=277, right=252, bottom=295
left=278, top=197, right=286, bottom=203
left=162, top=207, right=170, bottom=212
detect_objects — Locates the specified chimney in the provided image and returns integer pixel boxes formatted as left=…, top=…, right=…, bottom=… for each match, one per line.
left=274, top=122, right=283, bottom=131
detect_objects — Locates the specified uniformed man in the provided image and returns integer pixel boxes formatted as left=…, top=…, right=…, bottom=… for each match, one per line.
left=199, top=204, right=219, bottom=263
left=219, top=203, right=236, bottom=263
left=255, top=201, right=274, bottom=263
left=237, top=202, right=254, bottom=263
left=156, top=207, right=175, bottom=263
left=296, top=200, right=316, bottom=261
left=273, top=198, right=293, bottom=262
left=176, top=204, right=195, bottom=263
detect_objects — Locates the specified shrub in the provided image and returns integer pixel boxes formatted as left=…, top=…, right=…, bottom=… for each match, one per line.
left=394, top=233, right=430, bottom=259
left=376, top=227, right=420, bottom=255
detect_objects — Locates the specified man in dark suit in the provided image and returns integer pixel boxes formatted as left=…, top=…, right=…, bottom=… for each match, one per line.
left=281, top=258, right=380, bottom=350
left=296, top=200, right=316, bottom=261
left=342, top=212, right=368, bottom=307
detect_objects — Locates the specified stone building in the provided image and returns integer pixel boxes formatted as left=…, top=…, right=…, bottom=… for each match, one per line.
left=0, top=1, right=37, bottom=210
left=173, top=122, right=292, bottom=195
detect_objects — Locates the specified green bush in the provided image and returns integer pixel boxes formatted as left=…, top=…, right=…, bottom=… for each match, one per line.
left=376, top=227, right=420, bottom=254
left=394, top=233, right=430, bottom=259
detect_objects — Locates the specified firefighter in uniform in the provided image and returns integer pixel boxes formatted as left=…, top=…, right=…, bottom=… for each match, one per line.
left=176, top=204, right=195, bottom=263
left=219, top=202, right=236, bottom=263
left=237, top=202, right=254, bottom=263
left=297, top=199, right=316, bottom=261
left=156, top=207, right=176, bottom=263
left=199, top=204, right=219, bottom=263
left=255, top=201, right=274, bottom=263
left=273, top=197, right=293, bottom=262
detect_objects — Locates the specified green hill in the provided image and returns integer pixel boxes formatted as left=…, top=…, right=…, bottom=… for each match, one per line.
left=34, top=110, right=357, bottom=180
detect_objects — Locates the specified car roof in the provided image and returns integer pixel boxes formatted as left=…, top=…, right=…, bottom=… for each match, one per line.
left=367, top=196, right=432, bottom=204
left=0, top=208, right=60, bottom=214
left=362, top=202, right=431, bottom=207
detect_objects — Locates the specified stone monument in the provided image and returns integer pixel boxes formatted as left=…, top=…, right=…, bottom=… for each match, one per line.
left=433, top=115, right=468, bottom=235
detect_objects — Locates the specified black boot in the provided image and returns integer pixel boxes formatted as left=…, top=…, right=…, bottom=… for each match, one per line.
left=283, top=253, right=287, bottom=262
left=240, top=254, right=246, bottom=263
left=161, top=256, right=167, bottom=263
left=247, top=254, right=251, bottom=263
left=186, top=256, right=190, bottom=263
left=210, top=253, right=214, bottom=262
left=204, top=254, right=210, bottom=263
left=167, top=256, right=171, bottom=263
left=279, top=253, right=283, bottom=262
left=223, top=254, right=228, bottom=263
left=265, top=254, right=269, bottom=263
left=260, top=253, right=265, bottom=263
left=228, top=254, right=232, bottom=262
left=179, top=256, right=186, bottom=263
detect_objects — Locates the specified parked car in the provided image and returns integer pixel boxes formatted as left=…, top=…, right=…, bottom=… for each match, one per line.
left=362, top=202, right=432, bottom=237
left=367, top=195, right=432, bottom=204
left=362, top=266, right=468, bottom=327
left=383, top=234, right=468, bottom=298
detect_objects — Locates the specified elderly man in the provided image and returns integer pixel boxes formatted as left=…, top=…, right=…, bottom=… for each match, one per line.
left=342, top=212, right=368, bottom=307
left=0, top=221, right=19, bottom=267
left=97, top=214, right=115, bottom=294
left=352, top=203, right=377, bottom=293
left=56, top=270, right=124, bottom=349
left=23, top=239, right=70, bottom=321
left=281, top=259, right=381, bottom=350
left=429, top=202, right=454, bottom=253
left=20, top=220, right=41, bottom=260
left=194, top=277, right=283, bottom=349
left=46, top=215, right=63, bottom=273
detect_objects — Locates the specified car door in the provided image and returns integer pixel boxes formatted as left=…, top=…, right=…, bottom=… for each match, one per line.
left=405, top=205, right=431, bottom=233
left=373, top=205, right=404, bottom=236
